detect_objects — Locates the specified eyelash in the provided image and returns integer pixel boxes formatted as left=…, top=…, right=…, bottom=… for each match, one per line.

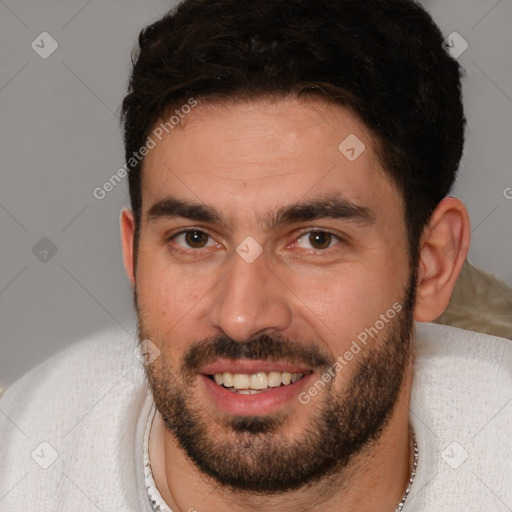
left=166, top=228, right=345, bottom=256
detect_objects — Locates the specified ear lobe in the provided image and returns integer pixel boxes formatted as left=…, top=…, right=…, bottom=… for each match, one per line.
left=120, top=208, right=136, bottom=285
left=414, top=197, right=471, bottom=322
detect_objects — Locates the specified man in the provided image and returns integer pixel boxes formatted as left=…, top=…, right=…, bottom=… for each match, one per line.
left=1, top=0, right=511, bottom=510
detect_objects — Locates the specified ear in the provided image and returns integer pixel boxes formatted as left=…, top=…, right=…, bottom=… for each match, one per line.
left=120, top=207, right=136, bottom=285
left=414, top=197, right=471, bottom=322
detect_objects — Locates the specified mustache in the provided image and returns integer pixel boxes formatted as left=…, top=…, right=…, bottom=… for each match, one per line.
left=182, top=333, right=333, bottom=375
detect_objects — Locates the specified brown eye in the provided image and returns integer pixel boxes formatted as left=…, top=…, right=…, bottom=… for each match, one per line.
left=295, top=230, right=340, bottom=252
left=170, top=229, right=214, bottom=251
left=309, top=231, right=332, bottom=250
left=184, top=230, right=209, bottom=248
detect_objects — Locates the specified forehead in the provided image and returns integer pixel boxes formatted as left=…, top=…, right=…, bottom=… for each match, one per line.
left=140, top=96, right=403, bottom=228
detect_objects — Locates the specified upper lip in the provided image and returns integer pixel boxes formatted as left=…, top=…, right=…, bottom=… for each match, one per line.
left=200, top=358, right=311, bottom=375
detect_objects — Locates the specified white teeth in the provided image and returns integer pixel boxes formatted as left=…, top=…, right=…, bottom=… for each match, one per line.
left=212, top=371, right=305, bottom=391
left=233, top=373, right=249, bottom=389
left=249, top=372, right=268, bottom=390
left=223, top=372, right=234, bottom=387
left=268, top=371, right=282, bottom=387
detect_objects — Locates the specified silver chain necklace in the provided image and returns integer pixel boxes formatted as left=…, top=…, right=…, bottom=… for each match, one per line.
left=394, top=428, right=419, bottom=512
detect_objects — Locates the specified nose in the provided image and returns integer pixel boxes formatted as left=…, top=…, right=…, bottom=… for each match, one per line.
left=206, top=249, right=293, bottom=342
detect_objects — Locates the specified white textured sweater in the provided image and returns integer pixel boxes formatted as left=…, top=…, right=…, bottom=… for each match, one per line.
left=0, top=322, right=511, bottom=511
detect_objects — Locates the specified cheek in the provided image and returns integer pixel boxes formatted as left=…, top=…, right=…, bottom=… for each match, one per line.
left=292, top=263, right=406, bottom=354
left=137, top=274, right=202, bottom=325
left=136, top=276, right=197, bottom=366
left=135, top=259, right=202, bottom=346
left=136, top=244, right=204, bottom=312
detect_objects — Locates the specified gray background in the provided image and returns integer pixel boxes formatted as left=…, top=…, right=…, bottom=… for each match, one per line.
left=1, top=0, right=511, bottom=386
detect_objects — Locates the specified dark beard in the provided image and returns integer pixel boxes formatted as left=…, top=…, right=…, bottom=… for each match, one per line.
left=138, top=274, right=416, bottom=493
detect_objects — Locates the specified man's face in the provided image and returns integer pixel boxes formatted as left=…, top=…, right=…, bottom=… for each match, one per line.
left=133, top=97, right=415, bottom=491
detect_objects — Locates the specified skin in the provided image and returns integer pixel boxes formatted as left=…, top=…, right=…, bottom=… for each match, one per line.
left=120, top=96, right=470, bottom=512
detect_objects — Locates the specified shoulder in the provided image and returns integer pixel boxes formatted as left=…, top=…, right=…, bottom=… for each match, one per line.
left=413, top=321, right=512, bottom=429
left=413, top=321, right=512, bottom=401
left=414, top=320, right=512, bottom=372
left=0, top=327, right=146, bottom=437
left=0, top=327, right=151, bottom=509
left=0, top=327, right=142, bottom=416
left=408, top=322, right=512, bottom=510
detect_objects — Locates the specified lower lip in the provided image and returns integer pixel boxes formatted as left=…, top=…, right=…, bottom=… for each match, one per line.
left=200, top=374, right=315, bottom=416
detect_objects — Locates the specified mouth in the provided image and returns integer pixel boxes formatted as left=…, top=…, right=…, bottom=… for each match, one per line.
left=207, top=370, right=307, bottom=394
left=199, top=359, right=315, bottom=415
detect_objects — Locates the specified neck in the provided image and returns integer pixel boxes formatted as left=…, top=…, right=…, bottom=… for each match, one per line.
left=152, top=366, right=414, bottom=512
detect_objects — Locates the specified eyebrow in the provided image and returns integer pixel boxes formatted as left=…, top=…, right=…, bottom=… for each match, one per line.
left=145, top=192, right=376, bottom=230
